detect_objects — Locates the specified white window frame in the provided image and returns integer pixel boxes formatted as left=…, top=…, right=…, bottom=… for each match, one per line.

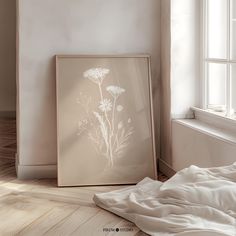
left=202, top=0, right=235, bottom=118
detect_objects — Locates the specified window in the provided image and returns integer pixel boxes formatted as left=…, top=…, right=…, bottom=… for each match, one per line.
left=203, top=0, right=236, bottom=118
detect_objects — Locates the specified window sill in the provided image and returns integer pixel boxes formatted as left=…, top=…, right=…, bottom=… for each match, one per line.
left=173, top=118, right=236, bottom=146
left=191, top=107, right=236, bottom=133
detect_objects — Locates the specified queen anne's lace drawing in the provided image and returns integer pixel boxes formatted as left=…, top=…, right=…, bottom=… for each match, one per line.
left=77, top=68, right=134, bottom=167
left=83, top=68, right=109, bottom=84
left=99, top=99, right=112, bottom=112
left=106, top=85, right=125, bottom=98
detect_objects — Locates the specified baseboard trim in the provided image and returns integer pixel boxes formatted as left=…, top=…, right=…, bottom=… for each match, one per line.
left=17, top=164, right=57, bottom=179
left=0, top=111, right=16, bottom=118
left=158, top=158, right=176, bottom=178
left=16, top=160, right=174, bottom=180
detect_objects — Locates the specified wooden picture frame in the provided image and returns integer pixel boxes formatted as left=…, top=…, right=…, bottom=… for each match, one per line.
left=56, top=55, right=157, bottom=186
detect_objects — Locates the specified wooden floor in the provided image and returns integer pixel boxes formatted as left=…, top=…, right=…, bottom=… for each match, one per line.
left=0, top=118, right=167, bottom=236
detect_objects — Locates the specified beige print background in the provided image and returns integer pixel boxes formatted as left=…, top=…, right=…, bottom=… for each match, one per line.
left=57, top=56, right=156, bottom=186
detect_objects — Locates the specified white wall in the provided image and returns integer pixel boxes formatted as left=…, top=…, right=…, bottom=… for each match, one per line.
left=17, top=0, right=161, bottom=172
left=0, top=0, right=16, bottom=114
left=160, top=0, right=201, bottom=169
left=172, top=120, right=236, bottom=171
left=160, top=0, right=172, bottom=165
left=171, top=0, right=201, bottom=118
left=161, top=1, right=235, bottom=175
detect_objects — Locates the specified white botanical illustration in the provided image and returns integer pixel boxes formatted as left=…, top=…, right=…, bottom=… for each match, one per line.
left=77, top=67, right=134, bottom=168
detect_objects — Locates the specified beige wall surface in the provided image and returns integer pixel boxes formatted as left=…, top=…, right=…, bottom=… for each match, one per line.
left=0, top=0, right=16, bottom=113
left=18, top=0, right=161, bottom=167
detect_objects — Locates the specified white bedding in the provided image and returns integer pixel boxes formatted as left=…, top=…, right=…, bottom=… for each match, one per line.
left=93, top=163, right=236, bottom=236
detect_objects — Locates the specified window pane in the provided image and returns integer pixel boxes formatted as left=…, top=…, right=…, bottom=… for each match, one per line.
left=231, top=21, right=236, bottom=59
left=231, top=0, right=236, bottom=60
left=208, top=63, right=227, bottom=109
left=232, top=23, right=236, bottom=59
left=231, top=64, right=236, bottom=115
left=207, top=0, right=227, bottom=59
left=232, top=0, right=236, bottom=19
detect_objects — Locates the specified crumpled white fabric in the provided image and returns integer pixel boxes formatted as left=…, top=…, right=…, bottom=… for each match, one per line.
left=93, top=163, right=236, bottom=236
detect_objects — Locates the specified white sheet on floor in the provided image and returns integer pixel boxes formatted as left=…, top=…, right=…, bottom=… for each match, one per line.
left=93, top=163, right=236, bottom=236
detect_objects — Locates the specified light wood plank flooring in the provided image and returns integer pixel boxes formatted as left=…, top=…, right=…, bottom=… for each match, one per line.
left=0, top=118, right=167, bottom=236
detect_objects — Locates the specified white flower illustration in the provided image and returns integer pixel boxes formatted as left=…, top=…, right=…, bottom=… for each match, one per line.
left=117, top=105, right=123, bottom=112
left=78, top=67, right=134, bottom=168
left=118, top=121, right=123, bottom=130
left=106, top=86, right=125, bottom=98
left=78, top=119, right=88, bottom=127
left=84, top=68, right=110, bottom=84
left=77, top=119, right=88, bottom=135
left=99, top=99, right=112, bottom=112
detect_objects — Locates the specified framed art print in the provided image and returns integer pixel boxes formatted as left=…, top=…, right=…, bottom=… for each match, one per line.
left=56, top=55, right=157, bottom=186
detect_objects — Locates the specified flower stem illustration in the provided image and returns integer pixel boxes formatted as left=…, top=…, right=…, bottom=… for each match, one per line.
left=111, top=97, right=117, bottom=136
left=77, top=68, right=134, bottom=168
